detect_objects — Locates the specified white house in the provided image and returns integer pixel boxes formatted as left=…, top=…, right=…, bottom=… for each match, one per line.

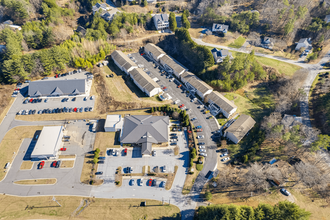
left=224, top=115, right=256, bottom=144
left=159, top=55, right=186, bottom=77
left=180, top=71, right=213, bottom=99
left=92, top=3, right=111, bottom=14
left=212, top=23, right=229, bottom=33
left=325, top=14, right=330, bottom=23
left=207, top=91, right=237, bottom=118
left=295, top=38, right=312, bottom=51
left=104, top=115, right=124, bottom=132
left=111, top=50, right=137, bottom=74
left=144, top=43, right=165, bottom=61
left=129, top=68, right=162, bottom=97
left=153, top=14, right=169, bottom=30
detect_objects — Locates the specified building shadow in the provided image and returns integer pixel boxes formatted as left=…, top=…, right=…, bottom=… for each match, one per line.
left=23, top=131, right=41, bottom=161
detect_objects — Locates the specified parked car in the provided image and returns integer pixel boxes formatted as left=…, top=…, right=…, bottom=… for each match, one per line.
left=280, top=188, right=291, bottom=196
left=191, top=118, right=197, bottom=121
left=200, top=153, right=207, bottom=157
left=84, top=96, right=88, bottom=101
left=199, top=145, right=205, bottom=149
left=130, top=179, right=135, bottom=186
left=52, top=161, right=57, bottom=167
left=72, top=97, right=76, bottom=101
left=163, top=165, right=166, bottom=172
left=196, top=129, right=203, bottom=132
left=152, top=150, right=156, bottom=156
left=98, top=157, right=106, bottom=160
left=199, top=149, right=206, bottom=153
left=38, top=161, right=45, bottom=169
left=198, top=142, right=205, bottom=145
left=152, top=179, right=157, bottom=186
left=107, top=149, right=112, bottom=156
left=139, top=178, right=144, bottom=186
left=196, top=126, right=202, bottom=129
left=60, top=148, right=66, bottom=151
left=95, top=171, right=103, bottom=175
left=90, top=96, right=95, bottom=100
left=220, top=153, right=228, bottom=157
left=147, top=179, right=152, bottom=186
left=197, top=135, right=204, bottom=139
left=221, top=157, right=230, bottom=162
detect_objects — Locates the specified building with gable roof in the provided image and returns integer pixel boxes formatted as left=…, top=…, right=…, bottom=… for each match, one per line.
left=144, top=43, right=165, bottom=61
left=224, top=114, right=256, bottom=144
left=120, top=115, right=169, bottom=155
left=207, top=91, right=237, bottom=118
left=111, top=50, right=137, bottom=74
left=153, top=14, right=169, bottom=30
left=212, top=23, right=229, bottom=33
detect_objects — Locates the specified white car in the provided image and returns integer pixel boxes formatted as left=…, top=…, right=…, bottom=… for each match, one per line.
left=220, top=153, right=228, bottom=157
left=139, top=178, right=144, bottom=186
left=200, top=153, right=207, bottom=157
left=199, top=149, right=206, bottom=153
left=197, top=135, right=204, bottom=139
left=174, top=100, right=180, bottom=104
left=221, top=157, right=229, bottom=162
left=199, top=145, right=205, bottom=149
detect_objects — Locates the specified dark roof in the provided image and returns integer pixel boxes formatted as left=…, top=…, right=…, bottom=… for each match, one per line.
left=121, top=115, right=169, bottom=144
left=153, top=14, right=169, bottom=23
left=28, top=79, right=86, bottom=97
left=76, top=26, right=86, bottom=36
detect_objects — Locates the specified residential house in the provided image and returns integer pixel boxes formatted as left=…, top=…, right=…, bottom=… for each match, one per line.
left=92, top=3, right=111, bottom=14
left=28, top=79, right=86, bottom=97
left=129, top=68, right=162, bottom=97
left=325, top=14, right=330, bottom=23
left=159, top=55, right=186, bottom=77
left=144, top=43, right=165, bottom=61
left=75, top=26, right=87, bottom=37
left=120, top=115, right=169, bottom=155
left=207, top=91, right=237, bottom=118
left=111, top=50, right=137, bottom=74
left=261, top=37, right=274, bottom=49
left=212, top=23, right=229, bottom=33
left=153, top=14, right=169, bottom=30
left=211, top=48, right=233, bottom=63
left=92, top=2, right=119, bottom=22
left=224, top=114, right=256, bottom=144
left=295, top=38, right=312, bottom=51
left=180, top=72, right=213, bottom=99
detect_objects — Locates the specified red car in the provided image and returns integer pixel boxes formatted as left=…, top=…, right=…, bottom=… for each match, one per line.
left=124, top=148, right=127, bottom=156
left=52, top=161, right=57, bottom=167
left=178, top=84, right=182, bottom=88
left=179, top=104, right=185, bottom=108
left=162, top=87, right=167, bottom=90
left=147, top=179, right=152, bottom=186
left=29, top=98, right=33, bottom=103
left=73, top=107, right=77, bottom=112
left=38, top=161, right=45, bottom=169
left=196, top=129, right=203, bottom=132
left=60, top=148, right=66, bottom=151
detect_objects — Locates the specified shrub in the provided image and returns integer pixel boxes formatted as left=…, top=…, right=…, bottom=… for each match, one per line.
left=189, top=159, right=194, bottom=167
left=95, top=148, right=101, bottom=154
left=196, top=164, right=203, bottom=171
left=205, top=191, right=212, bottom=200
left=115, top=181, right=120, bottom=185
left=93, top=157, right=99, bottom=164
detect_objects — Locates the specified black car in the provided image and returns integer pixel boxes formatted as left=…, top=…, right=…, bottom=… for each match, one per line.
left=32, top=110, right=36, bottom=114
left=107, top=149, right=112, bottom=156
left=55, top=160, right=61, bottom=168
left=98, top=160, right=104, bottom=164
left=152, top=179, right=157, bottom=186
left=198, top=142, right=205, bottom=145
left=72, top=97, right=76, bottom=101
left=95, top=171, right=103, bottom=175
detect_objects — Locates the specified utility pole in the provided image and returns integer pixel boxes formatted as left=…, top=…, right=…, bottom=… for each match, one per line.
left=52, top=196, right=62, bottom=207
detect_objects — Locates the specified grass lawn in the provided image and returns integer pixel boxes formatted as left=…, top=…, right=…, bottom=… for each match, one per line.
left=14, top=178, right=57, bottom=185
left=0, top=126, right=43, bottom=181
left=19, top=161, right=34, bottom=170
left=224, top=93, right=262, bottom=119
left=94, top=131, right=121, bottom=154
left=80, top=157, right=93, bottom=184
left=0, top=195, right=180, bottom=220
left=228, top=36, right=246, bottom=48
left=254, top=56, right=301, bottom=76
left=60, top=160, right=75, bottom=168
left=217, top=118, right=227, bottom=126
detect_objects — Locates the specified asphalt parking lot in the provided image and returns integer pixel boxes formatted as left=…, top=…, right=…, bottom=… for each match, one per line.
left=97, top=132, right=187, bottom=187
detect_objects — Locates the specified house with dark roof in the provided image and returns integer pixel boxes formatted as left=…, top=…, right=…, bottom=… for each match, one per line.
left=28, top=79, right=86, bottom=97
left=212, top=23, right=229, bottom=33
left=111, top=50, right=137, bottom=74
left=144, top=43, right=165, bottom=61
left=92, top=2, right=119, bottom=22
left=153, top=14, right=169, bottom=30
left=207, top=91, right=237, bottom=118
left=129, top=68, right=162, bottom=97
left=159, top=55, right=186, bottom=77
left=76, top=26, right=86, bottom=36
left=120, top=115, right=169, bottom=155
left=180, top=72, right=213, bottom=99
left=261, top=37, right=274, bottom=49
left=224, top=114, right=256, bottom=144
left=211, top=48, right=233, bottom=63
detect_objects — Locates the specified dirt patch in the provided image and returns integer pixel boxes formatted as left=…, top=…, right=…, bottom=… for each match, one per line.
left=60, top=160, right=75, bottom=168
left=14, top=178, right=57, bottom=185
left=20, top=161, right=34, bottom=170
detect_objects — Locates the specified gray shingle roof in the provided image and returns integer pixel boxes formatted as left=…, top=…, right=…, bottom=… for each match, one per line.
left=130, top=68, right=160, bottom=93
left=111, top=50, right=137, bottom=69
left=159, top=55, right=186, bottom=74
left=144, top=43, right=165, bottom=59
left=153, top=14, right=169, bottom=23
left=207, top=91, right=237, bottom=114
left=226, top=115, right=256, bottom=142
left=121, top=115, right=169, bottom=144
left=182, top=72, right=213, bottom=94
left=212, top=23, right=229, bottom=32
left=28, top=79, right=86, bottom=97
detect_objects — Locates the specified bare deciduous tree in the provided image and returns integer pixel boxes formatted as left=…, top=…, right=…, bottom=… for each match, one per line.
left=243, top=162, right=269, bottom=192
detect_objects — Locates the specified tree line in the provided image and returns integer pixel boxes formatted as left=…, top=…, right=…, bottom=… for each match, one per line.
left=196, top=201, right=311, bottom=220
left=175, top=28, right=214, bottom=72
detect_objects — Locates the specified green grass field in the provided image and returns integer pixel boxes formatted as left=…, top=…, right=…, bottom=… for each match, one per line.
left=228, top=36, right=246, bottom=48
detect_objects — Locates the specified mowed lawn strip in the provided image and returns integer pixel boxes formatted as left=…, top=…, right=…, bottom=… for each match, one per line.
left=60, top=160, right=75, bottom=168
left=228, top=36, right=246, bottom=48
left=0, top=195, right=181, bottom=219
left=0, top=126, right=43, bottom=181
left=20, top=161, right=34, bottom=170
left=14, top=178, right=57, bottom=185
